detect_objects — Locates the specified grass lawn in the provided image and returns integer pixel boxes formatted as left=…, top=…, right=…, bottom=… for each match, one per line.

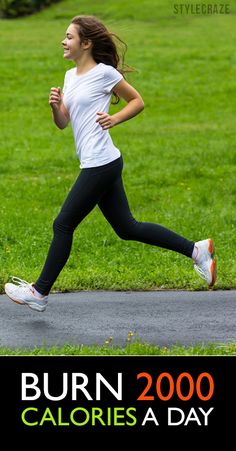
left=0, top=0, right=236, bottom=293
left=0, top=342, right=236, bottom=356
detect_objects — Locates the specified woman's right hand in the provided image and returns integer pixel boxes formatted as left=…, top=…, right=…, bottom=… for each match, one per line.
left=49, top=87, right=62, bottom=109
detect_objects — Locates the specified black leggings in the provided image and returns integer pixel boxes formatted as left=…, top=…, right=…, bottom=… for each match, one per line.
left=35, top=156, right=194, bottom=295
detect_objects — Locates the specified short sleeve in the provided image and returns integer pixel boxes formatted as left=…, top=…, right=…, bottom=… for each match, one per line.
left=103, top=65, right=123, bottom=94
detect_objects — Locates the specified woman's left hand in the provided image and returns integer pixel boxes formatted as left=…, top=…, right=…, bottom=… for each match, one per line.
left=96, top=112, right=117, bottom=130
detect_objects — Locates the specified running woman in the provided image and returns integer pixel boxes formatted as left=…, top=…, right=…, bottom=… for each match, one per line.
left=5, top=15, right=216, bottom=312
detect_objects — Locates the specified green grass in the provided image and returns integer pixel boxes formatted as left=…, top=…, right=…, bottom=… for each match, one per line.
left=0, top=0, right=236, bottom=292
left=0, top=342, right=236, bottom=356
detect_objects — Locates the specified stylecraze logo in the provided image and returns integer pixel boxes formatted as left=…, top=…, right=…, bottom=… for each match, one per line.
left=20, top=371, right=215, bottom=428
left=173, top=4, right=230, bottom=15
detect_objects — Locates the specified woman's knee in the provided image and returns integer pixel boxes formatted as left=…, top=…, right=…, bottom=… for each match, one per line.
left=114, top=220, right=139, bottom=240
left=53, top=213, right=75, bottom=234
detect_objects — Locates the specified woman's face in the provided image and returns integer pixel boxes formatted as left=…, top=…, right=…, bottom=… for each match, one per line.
left=61, top=24, right=82, bottom=60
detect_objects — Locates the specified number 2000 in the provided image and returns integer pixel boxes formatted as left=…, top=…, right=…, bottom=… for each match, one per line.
left=137, top=372, right=214, bottom=401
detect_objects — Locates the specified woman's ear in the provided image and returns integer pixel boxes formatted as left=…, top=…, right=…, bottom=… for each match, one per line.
left=82, top=39, right=93, bottom=50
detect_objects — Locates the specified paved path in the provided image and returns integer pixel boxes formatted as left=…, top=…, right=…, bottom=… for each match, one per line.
left=0, top=290, right=235, bottom=349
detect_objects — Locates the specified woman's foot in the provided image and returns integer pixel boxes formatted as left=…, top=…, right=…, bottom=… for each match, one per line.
left=193, top=239, right=217, bottom=288
left=4, top=277, right=48, bottom=312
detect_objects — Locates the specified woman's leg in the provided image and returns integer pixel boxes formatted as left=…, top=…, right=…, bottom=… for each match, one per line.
left=34, top=158, right=123, bottom=295
left=98, top=174, right=195, bottom=257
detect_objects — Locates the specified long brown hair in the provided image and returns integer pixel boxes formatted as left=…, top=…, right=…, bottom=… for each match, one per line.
left=71, top=15, right=134, bottom=103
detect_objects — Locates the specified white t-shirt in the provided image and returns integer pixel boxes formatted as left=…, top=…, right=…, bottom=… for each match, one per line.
left=62, top=62, right=123, bottom=168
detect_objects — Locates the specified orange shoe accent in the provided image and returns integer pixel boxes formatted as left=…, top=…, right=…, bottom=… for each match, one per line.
left=209, top=259, right=217, bottom=288
left=208, top=239, right=214, bottom=256
left=5, top=291, right=25, bottom=305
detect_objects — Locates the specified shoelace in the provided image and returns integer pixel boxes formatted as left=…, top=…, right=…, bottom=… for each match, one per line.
left=11, top=276, right=29, bottom=285
left=10, top=276, right=33, bottom=288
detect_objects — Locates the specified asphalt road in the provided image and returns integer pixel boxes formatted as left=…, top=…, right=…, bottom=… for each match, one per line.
left=0, top=290, right=235, bottom=349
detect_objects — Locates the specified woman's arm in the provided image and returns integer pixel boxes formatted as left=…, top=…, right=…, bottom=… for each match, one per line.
left=96, top=79, right=144, bottom=130
left=49, top=88, right=70, bottom=129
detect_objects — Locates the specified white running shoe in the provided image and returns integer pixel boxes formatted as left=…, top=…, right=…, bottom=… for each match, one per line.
left=4, top=277, right=48, bottom=312
left=193, top=239, right=217, bottom=288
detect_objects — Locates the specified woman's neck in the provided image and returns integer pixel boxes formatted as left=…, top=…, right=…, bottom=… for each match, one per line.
left=74, top=55, right=97, bottom=75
